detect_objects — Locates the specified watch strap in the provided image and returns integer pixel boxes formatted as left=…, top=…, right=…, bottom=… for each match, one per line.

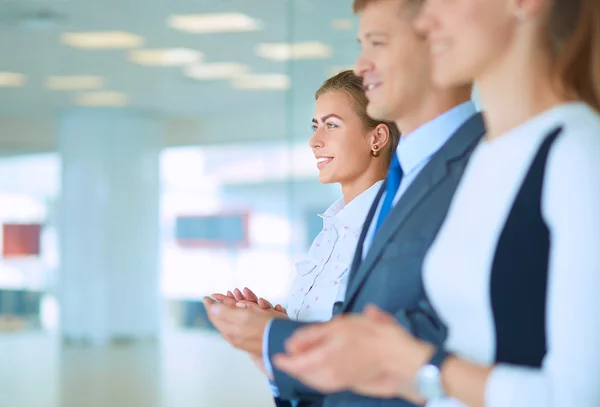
left=429, top=347, right=450, bottom=369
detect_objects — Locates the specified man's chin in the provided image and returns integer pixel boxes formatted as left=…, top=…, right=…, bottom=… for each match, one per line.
left=432, top=69, right=471, bottom=90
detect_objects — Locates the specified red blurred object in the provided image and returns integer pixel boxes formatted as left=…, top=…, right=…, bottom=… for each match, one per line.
left=2, top=224, right=42, bottom=258
left=174, top=212, right=250, bottom=249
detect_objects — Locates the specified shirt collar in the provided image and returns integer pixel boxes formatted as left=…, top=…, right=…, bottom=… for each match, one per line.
left=397, top=101, right=477, bottom=174
left=319, top=180, right=384, bottom=233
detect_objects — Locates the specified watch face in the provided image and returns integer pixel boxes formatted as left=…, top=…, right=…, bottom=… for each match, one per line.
left=416, top=365, right=445, bottom=400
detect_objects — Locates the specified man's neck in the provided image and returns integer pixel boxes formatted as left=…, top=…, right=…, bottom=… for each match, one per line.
left=395, top=89, right=472, bottom=137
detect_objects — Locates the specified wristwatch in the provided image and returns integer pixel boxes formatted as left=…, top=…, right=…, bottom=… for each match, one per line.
left=414, top=347, right=450, bottom=401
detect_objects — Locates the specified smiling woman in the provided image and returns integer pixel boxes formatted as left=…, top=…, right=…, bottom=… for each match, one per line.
left=311, top=70, right=399, bottom=205
left=213, top=69, right=399, bottom=321
left=283, top=69, right=399, bottom=322
left=208, top=69, right=399, bottom=407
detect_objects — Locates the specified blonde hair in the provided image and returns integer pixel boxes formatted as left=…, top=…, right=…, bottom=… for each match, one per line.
left=315, top=70, right=401, bottom=163
left=549, top=0, right=600, bottom=111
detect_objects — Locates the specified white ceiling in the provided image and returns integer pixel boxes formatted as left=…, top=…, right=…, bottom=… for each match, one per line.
left=0, top=0, right=360, bottom=153
left=0, top=0, right=359, bottom=116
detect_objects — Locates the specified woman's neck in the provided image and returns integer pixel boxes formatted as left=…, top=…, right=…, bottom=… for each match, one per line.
left=477, top=38, right=566, bottom=140
left=341, top=171, right=385, bottom=205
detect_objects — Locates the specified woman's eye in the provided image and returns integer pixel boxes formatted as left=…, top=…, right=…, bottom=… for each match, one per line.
left=326, top=123, right=337, bottom=129
left=311, top=125, right=317, bottom=132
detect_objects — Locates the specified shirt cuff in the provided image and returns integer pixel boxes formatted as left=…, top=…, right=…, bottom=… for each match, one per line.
left=263, top=318, right=279, bottom=396
left=269, top=380, right=280, bottom=397
left=485, top=364, right=548, bottom=407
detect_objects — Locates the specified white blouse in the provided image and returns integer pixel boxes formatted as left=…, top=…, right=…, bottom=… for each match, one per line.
left=287, top=181, right=383, bottom=322
left=423, top=103, right=600, bottom=407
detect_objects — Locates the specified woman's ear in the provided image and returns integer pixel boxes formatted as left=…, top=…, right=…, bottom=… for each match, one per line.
left=370, top=124, right=391, bottom=151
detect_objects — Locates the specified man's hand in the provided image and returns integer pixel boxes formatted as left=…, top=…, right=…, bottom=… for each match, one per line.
left=272, top=305, right=433, bottom=402
left=204, top=296, right=288, bottom=355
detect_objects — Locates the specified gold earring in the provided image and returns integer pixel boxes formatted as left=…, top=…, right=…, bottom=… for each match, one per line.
left=371, top=145, right=380, bottom=157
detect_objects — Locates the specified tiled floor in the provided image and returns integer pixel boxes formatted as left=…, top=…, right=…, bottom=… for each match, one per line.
left=0, top=330, right=274, bottom=407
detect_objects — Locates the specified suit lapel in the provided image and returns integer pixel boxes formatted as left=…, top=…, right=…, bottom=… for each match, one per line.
left=342, top=113, right=485, bottom=311
left=345, top=182, right=385, bottom=288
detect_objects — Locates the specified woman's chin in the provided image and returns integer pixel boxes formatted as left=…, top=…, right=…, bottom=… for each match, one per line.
left=318, top=172, right=336, bottom=184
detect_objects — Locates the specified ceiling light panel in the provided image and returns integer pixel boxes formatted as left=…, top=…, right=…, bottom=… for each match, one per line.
left=74, top=91, right=128, bottom=106
left=129, top=48, right=202, bottom=66
left=256, top=42, right=331, bottom=61
left=61, top=31, right=144, bottom=50
left=168, top=13, right=261, bottom=34
left=0, top=71, right=26, bottom=87
left=46, top=75, right=104, bottom=90
left=232, top=74, right=290, bottom=91
left=184, top=63, right=248, bottom=80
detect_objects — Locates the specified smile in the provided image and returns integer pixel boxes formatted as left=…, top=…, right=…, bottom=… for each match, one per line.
left=316, top=157, right=333, bottom=169
left=364, top=82, right=382, bottom=95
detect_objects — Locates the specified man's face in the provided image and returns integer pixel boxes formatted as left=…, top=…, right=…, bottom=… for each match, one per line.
left=355, top=0, right=433, bottom=122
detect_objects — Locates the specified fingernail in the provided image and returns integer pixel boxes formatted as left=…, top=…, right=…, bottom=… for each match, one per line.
left=209, top=305, right=221, bottom=315
left=236, top=302, right=247, bottom=309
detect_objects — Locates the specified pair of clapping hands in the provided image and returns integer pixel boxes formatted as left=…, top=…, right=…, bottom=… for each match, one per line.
left=210, top=287, right=287, bottom=316
left=204, top=287, right=288, bottom=379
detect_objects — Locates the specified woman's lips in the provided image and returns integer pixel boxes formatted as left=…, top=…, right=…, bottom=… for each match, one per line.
left=316, top=157, right=333, bottom=169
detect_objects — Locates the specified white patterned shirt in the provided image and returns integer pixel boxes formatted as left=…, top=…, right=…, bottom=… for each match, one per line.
left=286, top=180, right=383, bottom=322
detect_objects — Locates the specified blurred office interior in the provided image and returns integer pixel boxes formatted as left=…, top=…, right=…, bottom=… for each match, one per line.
left=0, top=0, right=366, bottom=405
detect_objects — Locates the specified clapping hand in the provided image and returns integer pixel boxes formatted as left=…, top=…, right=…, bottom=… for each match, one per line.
left=211, top=287, right=287, bottom=315
left=204, top=287, right=288, bottom=357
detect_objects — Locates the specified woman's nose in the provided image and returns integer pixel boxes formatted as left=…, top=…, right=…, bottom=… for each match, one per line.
left=309, top=126, right=324, bottom=149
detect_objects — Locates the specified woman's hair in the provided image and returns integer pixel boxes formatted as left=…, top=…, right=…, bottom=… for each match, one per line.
left=315, top=70, right=401, bottom=163
left=549, top=0, right=600, bottom=111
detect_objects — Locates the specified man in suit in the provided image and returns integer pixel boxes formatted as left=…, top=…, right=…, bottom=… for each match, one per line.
left=204, top=0, right=485, bottom=406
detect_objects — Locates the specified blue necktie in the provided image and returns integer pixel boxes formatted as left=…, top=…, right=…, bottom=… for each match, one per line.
left=374, top=154, right=403, bottom=233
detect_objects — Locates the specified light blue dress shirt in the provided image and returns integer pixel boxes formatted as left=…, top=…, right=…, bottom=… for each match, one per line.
left=263, top=101, right=478, bottom=397
left=361, top=101, right=477, bottom=256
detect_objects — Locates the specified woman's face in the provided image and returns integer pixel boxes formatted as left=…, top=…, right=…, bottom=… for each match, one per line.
left=414, top=0, right=519, bottom=88
left=309, top=91, right=374, bottom=185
